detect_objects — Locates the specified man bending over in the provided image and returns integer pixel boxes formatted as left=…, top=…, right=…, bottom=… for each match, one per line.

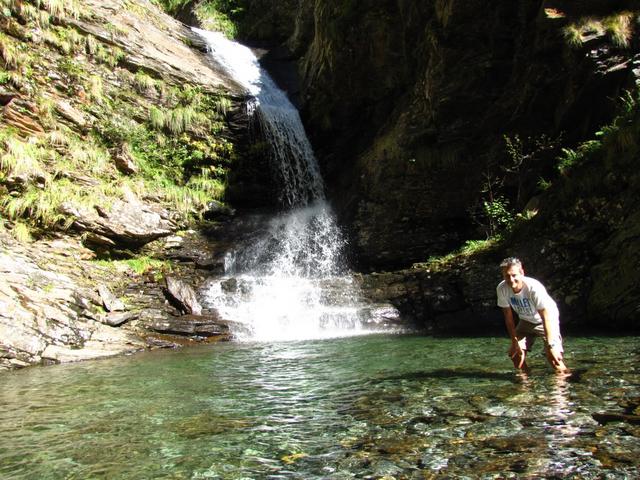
left=496, top=257, right=568, bottom=373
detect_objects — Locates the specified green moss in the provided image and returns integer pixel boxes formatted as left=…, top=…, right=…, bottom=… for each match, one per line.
left=95, top=255, right=172, bottom=279
left=413, top=238, right=500, bottom=272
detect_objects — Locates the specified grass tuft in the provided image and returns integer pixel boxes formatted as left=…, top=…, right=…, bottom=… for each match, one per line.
left=0, top=137, right=47, bottom=179
left=0, top=34, right=21, bottom=69
left=87, top=75, right=104, bottom=103
left=149, top=105, right=166, bottom=130
left=10, top=221, right=32, bottom=243
left=604, top=12, right=634, bottom=48
left=133, top=71, right=157, bottom=96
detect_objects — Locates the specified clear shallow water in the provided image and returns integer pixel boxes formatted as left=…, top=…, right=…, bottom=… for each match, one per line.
left=1, top=335, right=638, bottom=479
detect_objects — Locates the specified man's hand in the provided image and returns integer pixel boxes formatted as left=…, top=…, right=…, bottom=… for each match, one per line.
left=545, top=344, right=567, bottom=372
left=508, top=341, right=526, bottom=369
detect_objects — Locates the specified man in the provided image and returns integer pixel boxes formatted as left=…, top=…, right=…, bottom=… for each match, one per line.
left=496, top=257, right=568, bottom=373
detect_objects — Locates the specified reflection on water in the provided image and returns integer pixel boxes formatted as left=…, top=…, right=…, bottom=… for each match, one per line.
left=0, top=335, right=638, bottom=479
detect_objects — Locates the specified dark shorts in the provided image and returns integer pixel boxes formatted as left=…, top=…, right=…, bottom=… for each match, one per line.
left=515, top=319, right=563, bottom=353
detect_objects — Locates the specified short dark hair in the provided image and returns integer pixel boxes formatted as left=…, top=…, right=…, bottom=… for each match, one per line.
left=500, top=257, right=522, bottom=269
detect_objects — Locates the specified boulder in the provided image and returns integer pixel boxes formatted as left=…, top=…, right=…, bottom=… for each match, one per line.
left=61, top=197, right=176, bottom=247
left=114, top=143, right=138, bottom=175
left=163, top=276, right=202, bottom=315
left=97, top=284, right=125, bottom=312
left=101, top=311, right=137, bottom=327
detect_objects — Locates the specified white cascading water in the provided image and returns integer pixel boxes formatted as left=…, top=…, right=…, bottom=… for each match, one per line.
left=195, top=29, right=389, bottom=341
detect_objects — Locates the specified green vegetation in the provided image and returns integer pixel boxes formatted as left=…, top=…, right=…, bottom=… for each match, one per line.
left=0, top=0, right=237, bottom=245
left=95, top=256, right=172, bottom=277
left=454, top=83, right=640, bottom=270
left=412, top=238, right=498, bottom=271
left=482, top=196, right=513, bottom=238
left=452, top=85, right=639, bottom=269
left=152, top=0, right=246, bottom=38
left=563, top=12, right=635, bottom=48
left=10, top=221, right=32, bottom=243
left=556, top=88, right=640, bottom=177
left=194, top=1, right=242, bottom=38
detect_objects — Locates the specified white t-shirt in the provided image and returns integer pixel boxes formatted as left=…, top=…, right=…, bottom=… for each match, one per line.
left=496, top=276, right=558, bottom=324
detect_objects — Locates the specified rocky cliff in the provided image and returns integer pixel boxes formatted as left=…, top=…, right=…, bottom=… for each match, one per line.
left=284, top=1, right=636, bottom=266
left=231, top=0, right=640, bottom=331
left=0, top=0, right=252, bottom=370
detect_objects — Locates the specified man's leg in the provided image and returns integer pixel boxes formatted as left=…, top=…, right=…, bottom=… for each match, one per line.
left=510, top=323, right=532, bottom=371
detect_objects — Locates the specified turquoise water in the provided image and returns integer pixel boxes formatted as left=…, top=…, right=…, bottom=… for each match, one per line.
left=0, top=335, right=638, bottom=479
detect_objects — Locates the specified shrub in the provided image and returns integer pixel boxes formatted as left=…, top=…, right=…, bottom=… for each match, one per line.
left=483, top=196, right=513, bottom=237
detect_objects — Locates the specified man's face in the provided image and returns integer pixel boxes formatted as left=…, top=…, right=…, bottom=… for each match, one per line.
left=502, top=264, right=524, bottom=293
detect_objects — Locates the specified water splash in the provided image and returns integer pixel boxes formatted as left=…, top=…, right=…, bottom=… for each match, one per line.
left=195, top=29, right=397, bottom=341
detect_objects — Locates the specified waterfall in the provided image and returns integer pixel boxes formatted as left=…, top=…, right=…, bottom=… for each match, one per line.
left=197, top=29, right=323, bottom=207
left=195, top=29, right=397, bottom=341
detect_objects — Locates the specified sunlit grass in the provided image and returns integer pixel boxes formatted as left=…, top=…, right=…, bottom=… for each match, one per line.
left=94, top=45, right=125, bottom=67
left=36, top=96, right=56, bottom=127
left=10, top=221, right=32, bottom=243
left=0, top=33, right=22, bottom=69
left=563, top=13, right=634, bottom=49
left=41, top=0, right=80, bottom=19
left=149, top=105, right=166, bottom=130
left=133, top=71, right=157, bottom=96
left=168, top=106, right=196, bottom=133
left=94, top=255, right=172, bottom=276
left=87, top=75, right=104, bottom=103
left=0, top=137, right=48, bottom=179
left=67, top=142, right=111, bottom=176
left=563, top=24, right=584, bottom=47
left=214, top=96, right=232, bottom=115
left=0, top=175, right=129, bottom=231
left=604, top=12, right=634, bottom=48
left=194, top=1, right=237, bottom=38
left=85, top=34, right=98, bottom=55
left=45, top=129, right=71, bottom=147
left=148, top=105, right=208, bottom=134
left=1, top=182, right=69, bottom=228
left=412, top=238, right=499, bottom=271
left=0, top=6, right=233, bottom=237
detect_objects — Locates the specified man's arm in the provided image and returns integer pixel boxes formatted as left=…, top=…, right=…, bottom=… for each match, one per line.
left=539, top=308, right=564, bottom=369
left=502, top=307, right=525, bottom=368
left=502, top=307, right=518, bottom=340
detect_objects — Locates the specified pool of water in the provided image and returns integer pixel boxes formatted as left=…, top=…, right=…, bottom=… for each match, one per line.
left=1, top=335, right=638, bottom=479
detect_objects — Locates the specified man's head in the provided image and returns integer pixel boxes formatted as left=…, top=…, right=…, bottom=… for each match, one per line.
left=500, top=257, right=525, bottom=293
